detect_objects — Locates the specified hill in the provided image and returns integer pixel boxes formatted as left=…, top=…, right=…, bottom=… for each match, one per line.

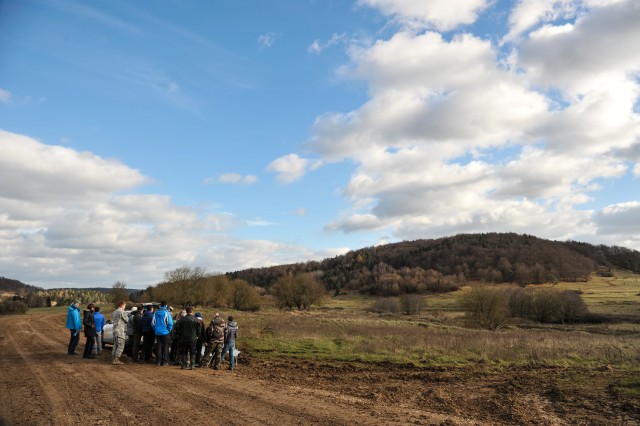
left=0, top=276, right=42, bottom=296
left=227, top=233, right=640, bottom=295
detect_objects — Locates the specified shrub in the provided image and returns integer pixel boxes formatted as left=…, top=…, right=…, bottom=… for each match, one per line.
left=399, top=294, right=426, bottom=315
left=0, top=300, right=28, bottom=315
left=459, top=286, right=509, bottom=330
left=228, top=279, right=261, bottom=311
left=368, top=298, right=401, bottom=314
left=271, top=273, right=325, bottom=310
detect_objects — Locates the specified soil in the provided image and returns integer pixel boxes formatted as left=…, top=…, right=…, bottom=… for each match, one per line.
left=0, top=313, right=638, bottom=425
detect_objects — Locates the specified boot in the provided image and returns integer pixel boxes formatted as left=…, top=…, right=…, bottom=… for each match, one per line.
left=112, top=357, right=124, bottom=365
left=190, top=355, right=196, bottom=370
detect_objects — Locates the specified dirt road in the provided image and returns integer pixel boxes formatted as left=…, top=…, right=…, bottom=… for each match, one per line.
left=0, top=314, right=637, bottom=425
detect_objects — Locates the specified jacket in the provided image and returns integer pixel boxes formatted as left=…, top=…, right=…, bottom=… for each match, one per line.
left=133, top=312, right=144, bottom=334
left=112, top=308, right=129, bottom=337
left=93, top=312, right=105, bottom=333
left=141, top=311, right=155, bottom=334
left=176, top=314, right=202, bottom=343
left=224, top=321, right=238, bottom=345
left=66, top=304, right=82, bottom=330
left=83, top=310, right=96, bottom=338
left=152, top=307, right=173, bottom=336
left=127, top=311, right=140, bottom=335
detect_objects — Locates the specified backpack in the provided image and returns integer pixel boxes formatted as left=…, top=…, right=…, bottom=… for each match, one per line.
left=213, top=323, right=225, bottom=341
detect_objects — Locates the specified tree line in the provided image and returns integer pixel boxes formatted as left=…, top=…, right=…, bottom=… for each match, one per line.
left=227, top=233, right=640, bottom=295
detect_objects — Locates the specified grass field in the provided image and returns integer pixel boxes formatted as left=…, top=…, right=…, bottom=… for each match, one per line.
left=185, top=271, right=640, bottom=372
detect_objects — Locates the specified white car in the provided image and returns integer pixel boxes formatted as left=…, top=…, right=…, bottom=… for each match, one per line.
left=102, top=303, right=161, bottom=346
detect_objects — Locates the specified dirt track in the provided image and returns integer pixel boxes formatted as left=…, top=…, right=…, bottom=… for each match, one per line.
left=0, top=313, right=638, bottom=425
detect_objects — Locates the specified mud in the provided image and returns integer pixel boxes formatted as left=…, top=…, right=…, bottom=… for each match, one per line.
left=0, top=313, right=637, bottom=425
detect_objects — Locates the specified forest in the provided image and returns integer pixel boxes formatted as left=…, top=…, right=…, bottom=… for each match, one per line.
left=227, top=233, right=640, bottom=296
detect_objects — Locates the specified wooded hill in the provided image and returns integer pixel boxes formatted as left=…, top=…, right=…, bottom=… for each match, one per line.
left=0, top=276, right=42, bottom=296
left=227, top=233, right=640, bottom=296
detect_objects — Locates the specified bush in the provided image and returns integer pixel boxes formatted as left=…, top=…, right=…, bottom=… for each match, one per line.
left=399, top=294, right=426, bottom=315
left=508, top=287, right=588, bottom=324
left=228, top=279, right=261, bottom=311
left=271, top=273, right=325, bottom=310
left=368, top=298, right=401, bottom=314
left=0, top=300, right=28, bottom=315
left=459, top=286, right=509, bottom=330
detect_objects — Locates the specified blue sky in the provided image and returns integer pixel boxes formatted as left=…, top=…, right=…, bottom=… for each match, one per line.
left=1, top=0, right=639, bottom=288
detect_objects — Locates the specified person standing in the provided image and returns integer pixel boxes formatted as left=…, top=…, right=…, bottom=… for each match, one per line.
left=130, top=308, right=143, bottom=361
left=111, top=301, right=129, bottom=365
left=220, top=315, right=238, bottom=371
left=125, top=307, right=138, bottom=358
left=194, top=312, right=205, bottom=366
left=82, top=303, right=96, bottom=359
left=176, top=306, right=201, bottom=370
left=152, top=301, right=173, bottom=366
left=141, top=306, right=155, bottom=363
left=92, top=306, right=105, bottom=356
left=65, top=301, right=82, bottom=355
left=201, top=313, right=225, bottom=369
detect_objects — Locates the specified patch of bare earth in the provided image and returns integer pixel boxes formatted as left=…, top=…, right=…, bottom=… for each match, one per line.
left=0, top=314, right=638, bottom=425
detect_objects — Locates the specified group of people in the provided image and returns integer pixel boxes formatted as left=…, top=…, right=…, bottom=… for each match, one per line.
left=65, top=301, right=238, bottom=371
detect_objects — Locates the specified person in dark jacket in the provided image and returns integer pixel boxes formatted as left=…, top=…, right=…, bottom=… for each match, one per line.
left=130, top=308, right=143, bottom=361
left=66, top=301, right=82, bottom=355
left=82, top=303, right=96, bottom=359
left=194, top=312, right=205, bottom=366
left=141, top=307, right=155, bottom=363
left=175, top=306, right=202, bottom=370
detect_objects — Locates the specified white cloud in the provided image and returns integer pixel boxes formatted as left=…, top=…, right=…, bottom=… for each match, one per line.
left=296, top=0, right=640, bottom=250
left=0, top=88, right=12, bottom=104
left=308, top=33, right=348, bottom=54
left=258, top=32, right=279, bottom=49
left=292, top=208, right=306, bottom=216
left=357, top=0, right=490, bottom=31
left=217, top=173, right=258, bottom=185
left=266, top=154, right=322, bottom=183
left=0, top=130, right=323, bottom=287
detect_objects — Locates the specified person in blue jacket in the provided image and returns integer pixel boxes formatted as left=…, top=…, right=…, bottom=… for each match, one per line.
left=152, top=301, right=174, bottom=366
left=66, top=301, right=82, bottom=355
left=93, top=306, right=105, bottom=355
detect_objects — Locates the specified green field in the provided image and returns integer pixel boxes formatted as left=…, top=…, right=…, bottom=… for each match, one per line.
left=185, top=271, right=640, bottom=371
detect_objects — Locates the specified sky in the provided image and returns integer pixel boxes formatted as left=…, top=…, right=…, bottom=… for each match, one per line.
left=1, top=0, right=640, bottom=289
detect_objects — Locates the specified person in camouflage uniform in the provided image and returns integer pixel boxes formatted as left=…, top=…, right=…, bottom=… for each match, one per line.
left=200, top=313, right=225, bottom=369
left=111, top=301, right=129, bottom=365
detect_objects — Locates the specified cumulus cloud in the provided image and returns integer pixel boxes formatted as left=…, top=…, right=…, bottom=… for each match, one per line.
left=266, top=154, right=322, bottom=183
left=0, top=130, right=320, bottom=287
left=357, top=0, right=490, bottom=31
left=297, top=0, right=640, bottom=250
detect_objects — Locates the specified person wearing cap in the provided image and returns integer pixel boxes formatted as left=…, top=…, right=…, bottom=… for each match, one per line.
left=82, top=303, right=96, bottom=359
left=65, top=301, right=82, bottom=355
left=175, top=306, right=202, bottom=370
left=194, top=312, right=205, bottom=366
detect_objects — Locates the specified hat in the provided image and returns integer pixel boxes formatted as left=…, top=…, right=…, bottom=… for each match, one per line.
left=195, top=312, right=202, bottom=318
left=130, top=307, right=138, bottom=312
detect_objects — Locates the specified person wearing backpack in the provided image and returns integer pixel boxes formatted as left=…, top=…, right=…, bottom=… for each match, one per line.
left=200, top=313, right=225, bottom=369
left=152, top=301, right=173, bottom=366
left=220, top=315, right=238, bottom=371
